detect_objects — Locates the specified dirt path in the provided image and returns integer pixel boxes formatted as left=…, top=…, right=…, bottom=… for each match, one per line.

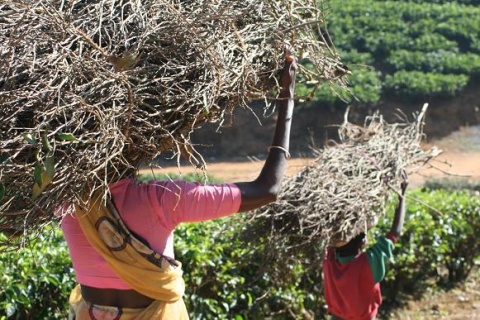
left=155, top=136, right=480, bottom=187
left=161, top=151, right=480, bottom=185
left=154, top=152, right=480, bottom=187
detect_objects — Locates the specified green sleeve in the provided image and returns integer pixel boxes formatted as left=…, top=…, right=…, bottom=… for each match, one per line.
left=366, top=236, right=395, bottom=283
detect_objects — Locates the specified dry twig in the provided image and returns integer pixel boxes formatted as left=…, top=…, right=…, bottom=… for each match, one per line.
left=252, top=104, right=442, bottom=247
left=0, top=0, right=345, bottom=242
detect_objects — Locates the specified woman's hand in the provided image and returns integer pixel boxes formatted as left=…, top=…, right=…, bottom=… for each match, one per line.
left=279, top=54, right=298, bottom=99
left=235, top=54, right=298, bottom=212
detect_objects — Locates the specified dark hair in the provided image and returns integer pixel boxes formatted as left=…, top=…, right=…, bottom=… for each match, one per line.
left=335, top=232, right=366, bottom=257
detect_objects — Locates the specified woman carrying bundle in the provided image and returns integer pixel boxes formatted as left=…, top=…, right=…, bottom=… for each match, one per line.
left=322, top=173, right=409, bottom=320
left=59, top=54, right=297, bottom=320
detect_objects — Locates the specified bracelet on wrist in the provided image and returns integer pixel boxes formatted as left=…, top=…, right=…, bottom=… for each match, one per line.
left=268, top=146, right=291, bottom=159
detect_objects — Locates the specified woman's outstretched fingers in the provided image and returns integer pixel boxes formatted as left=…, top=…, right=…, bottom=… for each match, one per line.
left=285, top=54, right=295, bottom=63
left=280, top=55, right=297, bottom=95
left=284, top=54, right=297, bottom=72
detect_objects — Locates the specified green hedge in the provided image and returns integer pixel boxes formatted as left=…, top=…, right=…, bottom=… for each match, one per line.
left=0, top=225, right=74, bottom=320
left=384, top=71, right=469, bottom=100
left=1, top=182, right=479, bottom=319
left=386, top=50, right=480, bottom=75
left=374, top=188, right=480, bottom=314
left=297, top=67, right=382, bottom=107
left=387, top=0, right=480, bottom=4
left=319, top=0, right=480, bottom=106
left=174, top=217, right=323, bottom=319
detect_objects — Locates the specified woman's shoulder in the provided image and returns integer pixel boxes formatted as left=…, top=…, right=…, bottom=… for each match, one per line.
left=109, top=178, right=237, bottom=196
left=109, top=177, right=136, bottom=189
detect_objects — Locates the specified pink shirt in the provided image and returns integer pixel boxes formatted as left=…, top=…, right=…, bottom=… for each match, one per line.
left=61, top=178, right=242, bottom=289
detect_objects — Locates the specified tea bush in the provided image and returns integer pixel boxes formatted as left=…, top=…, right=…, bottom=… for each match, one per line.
left=1, top=182, right=479, bottom=319
left=375, top=188, right=480, bottom=314
left=314, top=0, right=480, bottom=106
left=384, top=71, right=469, bottom=100
left=0, top=225, right=74, bottom=320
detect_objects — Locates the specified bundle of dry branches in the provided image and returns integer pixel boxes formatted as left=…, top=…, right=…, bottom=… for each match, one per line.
left=0, top=0, right=345, bottom=240
left=252, top=104, right=442, bottom=248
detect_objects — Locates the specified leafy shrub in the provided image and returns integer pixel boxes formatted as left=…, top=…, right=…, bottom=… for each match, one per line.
left=137, top=171, right=222, bottom=183
left=423, top=177, right=480, bottom=192
left=174, top=215, right=326, bottom=320
left=297, top=67, right=381, bottom=107
left=175, top=217, right=252, bottom=319
left=435, top=18, right=480, bottom=51
left=384, top=71, right=469, bottom=100
left=347, top=68, right=382, bottom=105
left=470, top=39, right=480, bottom=54
left=374, top=188, right=480, bottom=314
left=0, top=225, right=75, bottom=320
left=393, top=0, right=480, bottom=4
left=2, top=177, right=479, bottom=319
left=386, top=50, right=480, bottom=75
left=323, top=0, right=480, bottom=105
left=339, top=49, right=375, bottom=66
left=409, top=34, right=459, bottom=52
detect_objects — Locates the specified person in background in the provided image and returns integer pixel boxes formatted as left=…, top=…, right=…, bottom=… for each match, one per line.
left=322, top=174, right=409, bottom=320
left=58, top=54, right=297, bottom=320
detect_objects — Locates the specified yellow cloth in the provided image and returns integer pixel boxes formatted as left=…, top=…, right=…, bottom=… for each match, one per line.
left=68, top=285, right=188, bottom=320
left=73, top=191, right=189, bottom=319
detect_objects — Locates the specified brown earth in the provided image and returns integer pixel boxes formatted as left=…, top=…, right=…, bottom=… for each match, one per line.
left=390, top=266, right=480, bottom=320
left=155, top=126, right=480, bottom=188
left=187, top=84, right=480, bottom=161
left=152, top=151, right=480, bottom=188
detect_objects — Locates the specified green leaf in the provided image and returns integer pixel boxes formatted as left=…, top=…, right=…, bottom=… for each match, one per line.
left=5, top=303, right=16, bottom=318
left=0, top=153, right=8, bottom=164
left=22, top=133, right=36, bottom=144
left=32, top=182, right=42, bottom=199
left=33, top=172, right=53, bottom=199
left=34, top=163, right=43, bottom=186
left=32, top=162, right=54, bottom=199
left=58, top=133, right=78, bottom=142
left=44, top=155, right=55, bottom=180
left=0, top=182, right=4, bottom=202
left=41, top=134, right=53, bottom=152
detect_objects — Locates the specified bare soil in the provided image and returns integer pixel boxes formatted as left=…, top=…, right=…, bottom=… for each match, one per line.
left=390, top=267, right=480, bottom=320
left=157, top=126, right=480, bottom=188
